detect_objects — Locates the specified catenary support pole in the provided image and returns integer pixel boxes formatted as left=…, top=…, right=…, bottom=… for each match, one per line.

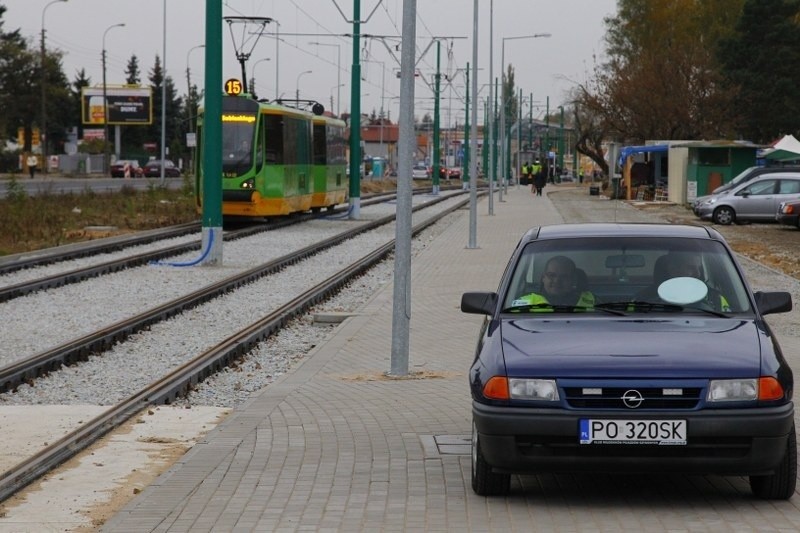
left=389, top=0, right=417, bottom=377
left=201, top=0, right=223, bottom=265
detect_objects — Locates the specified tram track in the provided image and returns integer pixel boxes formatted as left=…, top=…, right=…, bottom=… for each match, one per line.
left=0, top=191, right=407, bottom=303
left=0, top=192, right=461, bottom=392
left=0, top=191, right=471, bottom=503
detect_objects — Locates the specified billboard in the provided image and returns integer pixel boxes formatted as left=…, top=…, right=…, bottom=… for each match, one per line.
left=81, top=86, right=153, bottom=125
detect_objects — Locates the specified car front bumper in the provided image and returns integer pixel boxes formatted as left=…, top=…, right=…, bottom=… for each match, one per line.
left=473, top=401, right=794, bottom=476
left=777, top=213, right=800, bottom=227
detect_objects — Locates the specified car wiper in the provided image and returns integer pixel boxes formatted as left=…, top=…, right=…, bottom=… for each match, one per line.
left=625, top=300, right=684, bottom=312
left=681, top=306, right=731, bottom=318
left=625, top=301, right=730, bottom=317
left=587, top=302, right=628, bottom=316
left=502, top=303, right=608, bottom=314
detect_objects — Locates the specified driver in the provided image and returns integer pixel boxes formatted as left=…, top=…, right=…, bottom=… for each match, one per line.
left=639, top=253, right=731, bottom=312
left=515, top=255, right=595, bottom=309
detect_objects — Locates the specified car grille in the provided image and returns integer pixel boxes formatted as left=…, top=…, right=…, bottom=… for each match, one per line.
left=563, top=387, right=702, bottom=409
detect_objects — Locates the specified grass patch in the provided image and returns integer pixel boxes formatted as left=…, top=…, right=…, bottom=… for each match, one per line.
left=0, top=176, right=198, bottom=256
left=0, top=178, right=405, bottom=256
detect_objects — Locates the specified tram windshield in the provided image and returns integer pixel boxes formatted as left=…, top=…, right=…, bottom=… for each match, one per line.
left=222, top=119, right=255, bottom=175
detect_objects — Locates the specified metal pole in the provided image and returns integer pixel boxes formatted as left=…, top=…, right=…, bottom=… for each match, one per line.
left=102, top=23, right=125, bottom=176
left=348, top=0, right=362, bottom=219
left=160, top=0, right=167, bottom=185
left=432, top=40, right=441, bottom=195
left=275, top=21, right=280, bottom=100
left=186, top=44, right=204, bottom=177
left=40, top=0, right=68, bottom=175
left=464, top=62, right=470, bottom=190
left=468, top=0, right=479, bottom=249
left=201, top=0, right=223, bottom=265
left=488, top=0, right=494, bottom=215
left=517, top=87, right=522, bottom=189
left=390, top=0, right=417, bottom=377
left=296, top=70, right=312, bottom=101
left=250, top=57, right=270, bottom=96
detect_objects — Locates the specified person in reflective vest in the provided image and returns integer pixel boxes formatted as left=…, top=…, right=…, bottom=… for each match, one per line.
left=636, top=252, right=731, bottom=312
left=514, top=255, right=595, bottom=310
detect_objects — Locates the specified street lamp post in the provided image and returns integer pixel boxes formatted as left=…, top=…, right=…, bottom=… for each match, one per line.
left=250, top=57, right=271, bottom=97
left=309, top=42, right=341, bottom=116
left=40, top=0, right=68, bottom=174
left=295, top=70, right=312, bottom=101
left=102, top=22, right=125, bottom=175
left=186, top=44, right=205, bottom=126
left=186, top=44, right=204, bottom=176
left=499, top=33, right=550, bottom=192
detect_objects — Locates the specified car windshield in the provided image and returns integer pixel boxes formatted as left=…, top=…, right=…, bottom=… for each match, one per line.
left=502, top=236, right=752, bottom=315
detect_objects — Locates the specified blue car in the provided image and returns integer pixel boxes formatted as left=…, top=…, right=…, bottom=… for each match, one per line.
left=461, top=223, right=795, bottom=498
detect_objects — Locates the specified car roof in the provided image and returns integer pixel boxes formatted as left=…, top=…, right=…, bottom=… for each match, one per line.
left=521, top=223, right=720, bottom=243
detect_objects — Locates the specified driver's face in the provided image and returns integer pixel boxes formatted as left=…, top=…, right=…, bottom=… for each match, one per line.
left=668, top=259, right=702, bottom=279
left=542, top=264, right=574, bottom=295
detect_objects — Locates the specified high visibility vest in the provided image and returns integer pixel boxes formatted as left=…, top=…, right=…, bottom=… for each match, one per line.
left=512, top=291, right=595, bottom=311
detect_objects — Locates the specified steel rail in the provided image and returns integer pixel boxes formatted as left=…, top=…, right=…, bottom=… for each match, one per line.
left=0, top=195, right=470, bottom=503
left=0, top=193, right=464, bottom=393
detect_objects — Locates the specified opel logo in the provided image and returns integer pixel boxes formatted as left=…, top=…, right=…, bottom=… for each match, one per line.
left=622, top=389, right=644, bottom=408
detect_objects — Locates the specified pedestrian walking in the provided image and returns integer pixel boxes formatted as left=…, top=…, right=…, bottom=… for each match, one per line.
left=26, top=154, right=38, bottom=179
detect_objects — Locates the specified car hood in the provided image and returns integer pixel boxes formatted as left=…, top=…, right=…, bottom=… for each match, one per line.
left=500, top=317, right=763, bottom=378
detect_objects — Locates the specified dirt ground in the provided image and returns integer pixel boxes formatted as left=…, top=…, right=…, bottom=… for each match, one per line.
left=632, top=201, right=800, bottom=279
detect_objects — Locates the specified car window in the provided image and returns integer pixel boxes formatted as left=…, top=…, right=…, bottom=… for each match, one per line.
left=740, top=179, right=776, bottom=196
left=778, top=179, right=800, bottom=194
left=503, top=237, right=751, bottom=314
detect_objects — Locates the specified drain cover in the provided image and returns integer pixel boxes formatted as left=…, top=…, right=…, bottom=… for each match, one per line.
left=420, top=434, right=470, bottom=456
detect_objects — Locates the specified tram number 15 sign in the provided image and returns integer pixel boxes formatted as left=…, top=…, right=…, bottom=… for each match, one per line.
left=225, top=79, right=243, bottom=96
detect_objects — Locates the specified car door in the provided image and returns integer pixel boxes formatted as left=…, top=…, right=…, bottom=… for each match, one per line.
left=773, top=178, right=800, bottom=218
left=734, top=178, right=778, bottom=220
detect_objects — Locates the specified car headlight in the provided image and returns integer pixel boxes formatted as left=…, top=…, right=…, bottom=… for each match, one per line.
left=703, top=197, right=718, bottom=206
left=241, top=178, right=255, bottom=189
left=509, top=378, right=560, bottom=401
left=707, top=379, right=757, bottom=402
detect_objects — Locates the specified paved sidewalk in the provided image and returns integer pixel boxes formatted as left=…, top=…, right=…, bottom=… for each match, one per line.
left=103, top=186, right=563, bottom=532
left=103, top=186, right=800, bottom=532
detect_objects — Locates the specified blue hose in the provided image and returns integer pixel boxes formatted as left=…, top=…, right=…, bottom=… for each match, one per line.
left=150, top=228, right=215, bottom=267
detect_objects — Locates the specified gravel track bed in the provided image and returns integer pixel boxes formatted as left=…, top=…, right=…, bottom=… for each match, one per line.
left=0, top=193, right=453, bottom=366
left=0, top=194, right=465, bottom=406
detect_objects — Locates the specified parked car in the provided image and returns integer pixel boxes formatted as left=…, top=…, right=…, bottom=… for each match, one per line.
left=412, top=163, right=430, bottom=180
left=143, top=159, right=181, bottom=178
left=692, top=166, right=800, bottom=215
left=110, top=160, right=143, bottom=178
left=694, top=173, right=800, bottom=225
left=447, top=167, right=462, bottom=180
left=777, top=199, right=800, bottom=228
left=461, top=223, right=795, bottom=498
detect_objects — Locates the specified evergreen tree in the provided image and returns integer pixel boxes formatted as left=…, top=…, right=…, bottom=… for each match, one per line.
left=70, top=68, right=91, bottom=140
left=718, top=0, right=800, bottom=143
left=147, top=55, right=184, bottom=163
left=125, top=54, right=141, bottom=85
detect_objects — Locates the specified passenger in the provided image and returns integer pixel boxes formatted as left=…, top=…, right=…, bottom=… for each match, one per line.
left=515, top=255, right=595, bottom=309
left=637, top=252, right=731, bottom=312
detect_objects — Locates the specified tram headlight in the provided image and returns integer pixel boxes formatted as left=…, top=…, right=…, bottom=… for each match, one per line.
left=241, top=178, right=255, bottom=189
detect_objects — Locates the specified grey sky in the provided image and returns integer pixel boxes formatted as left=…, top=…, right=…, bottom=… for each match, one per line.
left=8, top=0, right=616, bottom=125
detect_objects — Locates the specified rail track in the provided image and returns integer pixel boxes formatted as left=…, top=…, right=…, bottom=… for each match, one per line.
left=0, top=192, right=473, bottom=502
left=0, top=191, right=410, bottom=302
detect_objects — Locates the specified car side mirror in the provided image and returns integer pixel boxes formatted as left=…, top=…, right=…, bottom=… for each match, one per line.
left=461, top=291, right=498, bottom=315
left=754, top=291, right=792, bottom=316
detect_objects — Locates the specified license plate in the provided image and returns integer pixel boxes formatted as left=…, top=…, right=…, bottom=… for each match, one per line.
left=579, top=419, right=687, bottom=445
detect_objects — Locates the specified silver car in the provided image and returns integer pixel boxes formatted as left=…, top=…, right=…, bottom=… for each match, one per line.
left=695, top=173, right=800, bottom=225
